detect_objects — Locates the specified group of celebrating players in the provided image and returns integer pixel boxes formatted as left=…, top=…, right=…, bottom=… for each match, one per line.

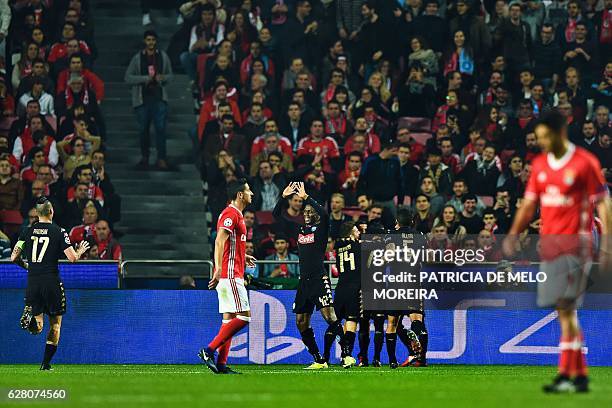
left=199, top=180, right=427, bottom=374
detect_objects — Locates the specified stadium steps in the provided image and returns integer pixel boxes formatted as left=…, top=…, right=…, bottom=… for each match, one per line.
left=93, top=0, right=210, bottom=262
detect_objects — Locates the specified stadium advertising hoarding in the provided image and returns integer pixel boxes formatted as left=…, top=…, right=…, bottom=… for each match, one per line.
left=1, top=289, right=611, bottom=365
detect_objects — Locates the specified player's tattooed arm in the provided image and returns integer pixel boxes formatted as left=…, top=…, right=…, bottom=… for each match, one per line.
left=10, top=241, right=28, bottom=270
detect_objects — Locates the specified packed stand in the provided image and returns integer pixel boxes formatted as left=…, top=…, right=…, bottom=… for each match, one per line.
left=163, top=0, right=612, bottom=276
left=0, top=0, right=121, bottom=261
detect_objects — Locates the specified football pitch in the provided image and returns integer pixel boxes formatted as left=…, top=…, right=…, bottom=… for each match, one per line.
left=1, top=365, right=611, bottom=407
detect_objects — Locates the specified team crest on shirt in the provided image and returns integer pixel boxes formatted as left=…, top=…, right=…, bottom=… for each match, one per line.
left=311, top=226, right=317, bottom=232
left=223, top=218, right=233, bottom=227
left=563, top=169, right=576, bottom=186
left=537, top=172, right=547, bottom=183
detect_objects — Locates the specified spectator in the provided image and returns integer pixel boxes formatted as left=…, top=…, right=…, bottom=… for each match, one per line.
left=433, top=205, right=467, bottom=245
left=250, top=159, right=286, bottom=211
left=413, top=1, right=447, bottom=54
left=125, top=30, right=173, bottom=170
left=461, top=143, right=501, bottom=196
left=69, top=200, right=98, bottom=244
left=412, top=194, right=435, bottom=234
left=18, top=78, right=54, bottom=117
left=418, top=176, right=445, bottom=217
left=250, top=132, right=293, bottom=177
left=19, top=146, right=46, bottom=183
left=448, top=0, right=491, bottom=66
left=263, top=233, right=300, bottom=278
left=343, top=117, right=381, bottom=157
left=95, top=219, right=122, bottom=260
left=397, top=64, right=436, bottom=118
left=283, top=0, right=319, bottom=67
left=338, top=151, right=362, bottom=205
left=67, top=165, right=104, bottom=207
left=357, top=142, right=401, bottom=214
left=202, top=114, right=248, bottom=164
left=0, top=157, right=23, bottom=210
left=13, top=118, right=58, bottom=167
left=55, top=72, right=102, bottom=124
left=297, top=119, right=340, bottom=173
left=419, top=147, right=453, bottom=197
left=57, top=134, right=100, bottom=181
left=397, top=143, right=419, bottom=201
left=56, top=54, right=104, bottom=103
left=495, top=1, right=532, bottom=75
left=459, top=193, right=484, bottom=234
left=532, top=23, right=562, bottom=92
left=279, top=101, right=309, bottom=150
left=180, top=3, right=225, bottom=83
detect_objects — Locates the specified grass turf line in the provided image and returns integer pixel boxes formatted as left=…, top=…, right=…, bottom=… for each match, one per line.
left=0, top=365, right=610, bottom=408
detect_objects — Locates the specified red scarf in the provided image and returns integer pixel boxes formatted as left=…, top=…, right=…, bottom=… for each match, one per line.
left=325, top=115, right=346, bottom=136
left=484, top=87, right=495, bottom=104
left=65, top=87, right=90, bottom=109
left=324, top=85, right=336, bottom=103
left=601, top=9, right=612, bottom=44
left=565, top=18, right=577, bottom=43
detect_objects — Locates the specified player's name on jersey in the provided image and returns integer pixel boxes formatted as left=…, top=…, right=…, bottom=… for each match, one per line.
left=32, top=229, right=49, bottom=235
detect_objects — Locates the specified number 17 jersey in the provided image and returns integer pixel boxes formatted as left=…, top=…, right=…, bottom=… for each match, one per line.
left=18, top=221, right=72, bottom=277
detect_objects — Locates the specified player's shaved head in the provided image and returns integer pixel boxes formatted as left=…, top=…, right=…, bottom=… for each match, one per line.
left=36, top=196, right=53, bottom=218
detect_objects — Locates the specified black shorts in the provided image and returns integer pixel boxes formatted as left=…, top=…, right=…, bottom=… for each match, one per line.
left=25, top=275, right=66, bottom=316
left=334, top=283, right=362, bottom=321
left=293, top=275, right=333, bottom=315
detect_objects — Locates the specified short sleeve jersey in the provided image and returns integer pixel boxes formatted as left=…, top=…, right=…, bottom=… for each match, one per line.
left=216, top=204, right=247, bottom=279
left=19, top=221, right=72, bottom=277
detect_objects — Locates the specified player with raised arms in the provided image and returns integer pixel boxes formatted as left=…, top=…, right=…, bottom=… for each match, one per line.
left=11, top=196, right=90, bottom=370
left=199, top=179, right=256, bottom=374
left=503, top=109, right=609, bottom=393
left=273, top=182, right=348, bottom=369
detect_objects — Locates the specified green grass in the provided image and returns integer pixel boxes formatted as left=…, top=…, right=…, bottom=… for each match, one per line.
left=0, top=365, right=611, bottom=408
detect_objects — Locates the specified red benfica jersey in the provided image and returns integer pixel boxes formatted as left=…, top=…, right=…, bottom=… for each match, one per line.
left=524, top=144, right=608, bottom=258
left=297, top=136, right=340, bottom=173
left=217, top=204, right=247, bottom=279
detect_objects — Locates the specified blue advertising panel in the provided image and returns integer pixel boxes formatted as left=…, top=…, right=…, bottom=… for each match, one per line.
left=1, top=289, right=610, bottom=365
left=0, top=262, right=119, bottom=289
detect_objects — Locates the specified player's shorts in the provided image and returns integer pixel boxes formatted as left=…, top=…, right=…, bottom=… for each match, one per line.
left=25, top=275, right=66, bottom=316
left=216, top=278, right=250, bottom=313
left=538, top=255, right=591, bottom=308
left=333, top=284, right=362, bottom=321
left=293, top=274, right=333, bottom=315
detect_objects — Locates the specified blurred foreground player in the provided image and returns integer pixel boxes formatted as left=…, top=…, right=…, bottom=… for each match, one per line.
left=332, top=221, right=361, bottom=368
left=274, top=182, right=347, bottom=369
left=12, top=197, right=90, bottom=370
left=199, top=179, right=257, bottom=374
left=504, top=110, right=609, bottom=393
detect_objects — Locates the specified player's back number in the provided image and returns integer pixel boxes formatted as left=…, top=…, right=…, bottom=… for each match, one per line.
left=30, top=236, right=50, bottom=263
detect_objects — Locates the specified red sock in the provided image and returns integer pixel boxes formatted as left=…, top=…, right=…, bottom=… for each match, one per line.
left=208, top=316, right=249, bottom=351
left=217, top=340, right=231, bottom=366
left=575, top=332, right=588, bottom=377
left=558, top=335, right=572, bottom=376
left=217, top=320, right=231, bottom=366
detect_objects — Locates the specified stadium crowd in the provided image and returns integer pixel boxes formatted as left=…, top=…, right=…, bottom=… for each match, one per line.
left=167, top=0, right=611, bottom=278
left=0, top=0, right=122, bottom=261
